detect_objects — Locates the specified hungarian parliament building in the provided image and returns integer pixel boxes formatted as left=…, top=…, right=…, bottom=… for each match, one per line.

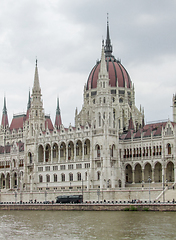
left=0, top=22, right=175, bottom=193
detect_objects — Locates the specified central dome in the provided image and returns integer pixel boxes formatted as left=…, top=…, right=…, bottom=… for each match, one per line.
left=86, top=22, right=132, bottom=90
left=87, top=55, right=131, bottom=90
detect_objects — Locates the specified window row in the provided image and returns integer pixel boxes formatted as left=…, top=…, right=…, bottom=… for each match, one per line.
left=39, top=172, right=84, bottom=183
left=122, top=146, right=162, bottom=159
left=37, top=163, right=90, bottom=172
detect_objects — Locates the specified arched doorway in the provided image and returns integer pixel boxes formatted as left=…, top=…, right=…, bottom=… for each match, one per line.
left=166, top=161, right=174, bottom=182
left=144, top=163, right=152, bottom=182
left=125, top=164, right=132, bottom=183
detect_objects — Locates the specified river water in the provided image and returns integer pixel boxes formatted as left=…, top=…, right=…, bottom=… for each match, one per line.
left=0, top=211, right=175, bottom=239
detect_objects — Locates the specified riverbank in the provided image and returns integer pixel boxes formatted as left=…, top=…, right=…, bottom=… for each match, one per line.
left=0, top=203, right=176, bottom=211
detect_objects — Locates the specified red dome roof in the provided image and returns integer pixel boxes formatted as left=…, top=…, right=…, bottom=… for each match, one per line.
left=87, top=55, right=132, bottom=90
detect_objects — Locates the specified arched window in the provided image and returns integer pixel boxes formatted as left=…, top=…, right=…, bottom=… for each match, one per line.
left=38, top=145, right=44, bottom=162
left=77, top=172, right=81, bottom=181
left=97, top=145, right=100, bottom=158
left=53, top=144, right=58, bottom=159
left=103, top=97, right=106, bottom=103
left=99, top=113, right=101, bottom=127
left=61, top=173, right=65, bottom=182
left=45, top=144, right=51, bottom=162
left=39, top=175, right=43, bottom=183
left=167, top=143, right=171, bottom=155
left=76, top=143, right=79, bottom=156
left=46, top=175, right=50, bottom=182
left=84, top=142, right=87, bottom=155
left=60, top=143, right=65, bottom=158
left=28, top=152, right=32, bottom=164
left=54, top=174, right=57, bottom=182
left=69, top=173, right=73, bottom=181
left=97, top=171, right=101, bottom=180
left=113, top=109, right=115, bottom=128
left=111, top=145, right=115, bottom=157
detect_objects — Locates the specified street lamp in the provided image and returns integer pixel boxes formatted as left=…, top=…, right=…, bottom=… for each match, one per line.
left=148, top=176, right=151, bottom=203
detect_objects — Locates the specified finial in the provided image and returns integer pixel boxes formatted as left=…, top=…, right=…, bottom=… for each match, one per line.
left=107, top=13, right=109, bottom=25
left=102, top=39, right=104, bottom=47
left=36, top=57, right=37, bottom=67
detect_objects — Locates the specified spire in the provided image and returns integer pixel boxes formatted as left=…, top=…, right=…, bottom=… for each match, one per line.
left=98, top=40, right=109, bottom=79
left=31, top=59, right=42, bottom=108
left=1, top=97, right=9, bottom=128
left=55, top=97, right=62, bottom=128
left=3, top=97, right=7, bottom=115
left=27, top=90, right=31, bottom=110
left=104, top=13, right=113, bottom=57
left=33, top=58, right=41, bottom=93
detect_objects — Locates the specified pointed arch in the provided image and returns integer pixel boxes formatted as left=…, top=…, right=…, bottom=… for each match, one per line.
left=144, top=162, right=152, bottom=182
left=134, top=163, right=142, bottom=183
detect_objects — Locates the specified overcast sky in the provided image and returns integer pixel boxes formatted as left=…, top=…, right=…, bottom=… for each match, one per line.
left=0, top=0, right=176, bottom=127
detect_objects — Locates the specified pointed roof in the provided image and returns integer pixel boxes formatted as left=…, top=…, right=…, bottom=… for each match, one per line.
left=128, top=117, right=134, bottom=130
left=98, top=41, right=109, bottom=80
left=10, top=114, right=25, bottom=131
left=1, top=97, right=9, bottom=128
left=104, top=14, right=113, bottom=57
left=124, top=130, right=133, bottom=140
left=45, top=115, right=54, bottom=131
left=55, top=98, right=62, bottom=128
left=32, top=59, right=41, bottom=96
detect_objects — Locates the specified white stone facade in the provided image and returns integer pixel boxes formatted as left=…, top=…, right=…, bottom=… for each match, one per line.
left=0, top=24, right=175, bottom=197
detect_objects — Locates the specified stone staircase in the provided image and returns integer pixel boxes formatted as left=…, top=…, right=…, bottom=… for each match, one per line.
left=155, top=182, right=176, bottom=202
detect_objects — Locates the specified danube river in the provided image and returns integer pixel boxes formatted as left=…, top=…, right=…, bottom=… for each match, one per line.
left=0, top=211, right=175, bottom=239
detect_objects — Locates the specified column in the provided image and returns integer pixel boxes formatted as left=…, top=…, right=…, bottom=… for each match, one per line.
left=74, top=144, right=76, bottom=162
left=142, top=168, right=144, bottom=182
left=152, top=167, right=155, bottom=183
left=10, top=174, right=12, bottom=189
left=44, top=149, right=46, bottom=163
left=51, top=147, right=53, bottom=163
left=174, top=166, right=176, bottom=183
left=58, top=145, right=60, bottom=163
left=66, top=145, right=68, bottom=162
left=132, top=169, right=135, bottom=184
left=162, top=165, right=165, bottom=184
left=82, top=144, right=84, bottom=161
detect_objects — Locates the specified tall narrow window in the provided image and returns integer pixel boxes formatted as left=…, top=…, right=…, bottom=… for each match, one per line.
left=99, top=113, right=101, bottom=127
